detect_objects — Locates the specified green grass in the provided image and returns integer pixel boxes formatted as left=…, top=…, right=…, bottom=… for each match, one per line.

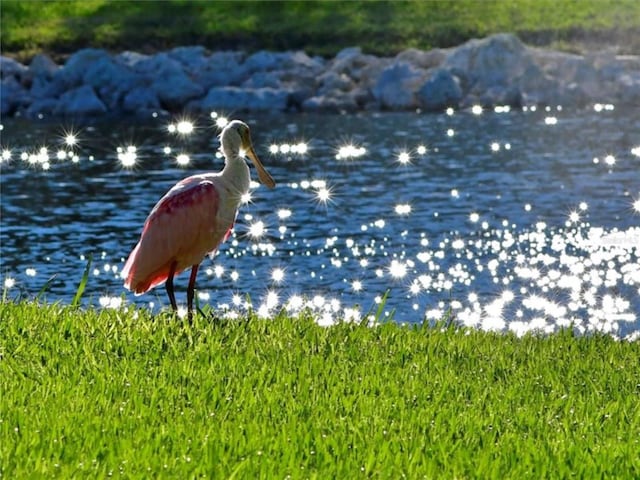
left=1, top=301, right=639, bottom=478
left=2, top=0, right=640, bottom=61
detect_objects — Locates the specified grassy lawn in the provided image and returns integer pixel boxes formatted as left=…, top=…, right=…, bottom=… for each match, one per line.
left=1, top=301, right=639, bottom=478
left=2, top=0, right=640, bottom=61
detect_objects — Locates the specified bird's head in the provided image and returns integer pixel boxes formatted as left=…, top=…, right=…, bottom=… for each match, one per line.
left=221, top=120, right=276, bottom=189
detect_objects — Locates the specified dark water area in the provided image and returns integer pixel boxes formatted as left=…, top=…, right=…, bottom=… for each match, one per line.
left=1, top=107, right=639, bottom=337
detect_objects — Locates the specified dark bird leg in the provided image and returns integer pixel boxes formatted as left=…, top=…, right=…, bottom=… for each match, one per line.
left=187, top=264, right=199, bottom=322
left=166, top=261, right=178, bottom=312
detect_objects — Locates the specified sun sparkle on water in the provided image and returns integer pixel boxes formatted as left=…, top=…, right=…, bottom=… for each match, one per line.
left=271, top=267, right=285, bottom=283
left=315, top=185, right=333, bottom=205
left=568, top=211, right=581, bottom=224
left=3, top=110, right=639, bottom=338
left=241, top=191, right=252, bottom=205
left=395, top=203, right=411, bottom=215
left=277, top=208, right=292, bottom=219
left=397, top=151, right=411, bottom=165
left=176, top=120, right=195, bottom=135
left=175, top=153, right=190, bottom=166
left=117, top=146, right=137, bottom=168
left=248, top=220, right=266, bottom=239
left=335, top=144, right=366, bottom=160
left=64, top=133, right=77, bottom=146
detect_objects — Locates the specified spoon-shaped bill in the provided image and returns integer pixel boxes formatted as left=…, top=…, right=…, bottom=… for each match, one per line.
left=246, top=145, right=276, bottom=188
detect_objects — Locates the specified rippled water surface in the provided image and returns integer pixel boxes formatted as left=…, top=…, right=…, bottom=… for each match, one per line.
left=1, top=107, right=639, bottom=337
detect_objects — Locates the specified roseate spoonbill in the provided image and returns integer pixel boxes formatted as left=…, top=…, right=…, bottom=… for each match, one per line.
left=121, top=120, right=275, bottom=319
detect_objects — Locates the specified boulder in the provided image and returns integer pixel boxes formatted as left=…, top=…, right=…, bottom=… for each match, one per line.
left=154, top=73, right=204, bottom=110
left=63, top=49, right=111, bottom=84
left=479, top=85, right=522, bottom=107
left=617, top=72, right=640, bottom=105
left=417, top=68, right=463, bottom=111
left=2, top=36, right=640, bottom=118
left=35, top=49, right=105, bottom=99
left=287, top=86, right=315, bottom=111
left=242, top=71, right=283, bottom=89
left=372, top=61, right=427, bottom=109
left=115, top=51, right=151, bottom=69
left=317, top=71, right=355, bottom=95
left=334, top=47, right=362, bottom=62
left=81, top=55, right=142, bottom=109
left=444, top=33, right=534, bottom=93
left=136, top=53, right=204, bottom=110
left=26, top=98, right=60, bottom=118
left=122, top=86, right=162, bottom=113
left=30, top=76, right=59, bottom=100
left=302, top=92, right=359, bottom=113
left=396, top=48, right=446, bottom=69
left=0, top=56, right=28, bottom=82
left=168, top=46, right=209, bottom=71
left=1, top=77, right=31, bottom=115
left=195, top=86, right=290, bottom=112
left=55, top=85, right=107, bottom=116
left=330, top=46, right=385, bottom=83
left=515, top=64, right=561, bottom=106
left=29, top=54, right=58, bottom=79
left=193, top=51, right=246, bottom=88
left=242, top=51, right=289, bottom=72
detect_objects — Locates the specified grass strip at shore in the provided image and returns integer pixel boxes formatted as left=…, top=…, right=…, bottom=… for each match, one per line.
left=1, top=301, right=639, bottom=478
left=3, top=0, right=640, bottom=60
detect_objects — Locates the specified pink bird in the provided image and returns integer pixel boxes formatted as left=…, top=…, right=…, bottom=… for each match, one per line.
left=121, top=120, right=276, bottom=319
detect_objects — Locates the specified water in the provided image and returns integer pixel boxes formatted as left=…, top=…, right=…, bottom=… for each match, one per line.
left=1, top=107, right=639, bottom=338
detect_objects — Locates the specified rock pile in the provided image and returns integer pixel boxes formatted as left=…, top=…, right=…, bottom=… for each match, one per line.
left=2, top=33, right=639, bottom=117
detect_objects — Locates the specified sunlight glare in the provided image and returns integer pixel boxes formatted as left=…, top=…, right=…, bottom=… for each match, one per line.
left=177, top=120, right=194, bottom=135
left=336, top=144, right=366, bottom=160
left=216, top=117, right=229, bottom=129
left=315, top=185, right=333, bottom=205
left=117, top=146, right=137, bottom=168
left=389, top=260, right=407, bottom=279
left=248, top=220, right=266, bottom=239
left=277, top=208, right=292, bottom=219
left=397, top=151, right=411, bottom=165
left=395, top=203, right=411, bottom=215
left=64, top=133, right=77, bottom=146
left=176, top=153, right=190, bottom=166
left=271, top=268, right=285, bottom=283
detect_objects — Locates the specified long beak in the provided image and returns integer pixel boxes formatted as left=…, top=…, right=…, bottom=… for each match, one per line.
left=246, top=144, right=276, bottom=189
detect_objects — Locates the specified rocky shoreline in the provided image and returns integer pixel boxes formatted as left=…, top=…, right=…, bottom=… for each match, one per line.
left=2, top=33, right=640, bottom=118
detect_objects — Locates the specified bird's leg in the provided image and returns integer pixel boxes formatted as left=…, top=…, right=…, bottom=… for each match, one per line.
left=166, top=261, right=178, bottom=312
left=187, top=264, right=199, bottom=322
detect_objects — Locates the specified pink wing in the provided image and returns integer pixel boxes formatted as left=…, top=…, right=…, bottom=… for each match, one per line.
left=122, top=177, right=234, bottom=294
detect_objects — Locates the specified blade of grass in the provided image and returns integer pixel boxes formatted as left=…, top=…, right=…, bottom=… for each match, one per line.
left=35, top=274, right=58, bottom=301
left=72, top=255, right=92, bottom=307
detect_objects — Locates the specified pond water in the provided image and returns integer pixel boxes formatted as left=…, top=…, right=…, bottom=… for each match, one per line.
left=1, top=107, right=639, bottom=338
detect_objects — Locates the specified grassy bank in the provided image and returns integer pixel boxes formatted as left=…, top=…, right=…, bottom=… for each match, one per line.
left=2, top=0, right=640, bottom=61
left=1, top=301, right=639, bottom=478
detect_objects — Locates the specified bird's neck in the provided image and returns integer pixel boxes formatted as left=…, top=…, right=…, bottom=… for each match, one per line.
left=221, top=155, right=251, bottom=196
